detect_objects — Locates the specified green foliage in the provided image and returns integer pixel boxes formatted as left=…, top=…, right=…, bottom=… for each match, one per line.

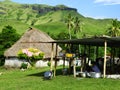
left=47, top=61, right=51, bottom=67
left=106, top=19, right=120, bottom=37
left=0, top=55, right=5, bottom=66
left=0, top=20, right=30, bottom=34
left=66, top=13, right=74, bottom=39
left=0, top=25, right=20, bottom=65
left=17, top=50, right=28, bottom=59
left=0, top=0, right=113, bottom=37
left=35, top=22, right=67, bottom=35
left=1, top=25, right=20, bottom=48
left=17, top=48, right=45, bottom=62
left=20, top=63, right=28, bottom=69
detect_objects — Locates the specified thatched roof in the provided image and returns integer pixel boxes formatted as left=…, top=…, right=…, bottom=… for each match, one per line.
left=4, top=28, right=61, bottom=58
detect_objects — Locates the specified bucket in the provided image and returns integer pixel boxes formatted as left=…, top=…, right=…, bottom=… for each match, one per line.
left=90, top=72, right=101, bottom=78
left=79, top=72, right=86, bottom=77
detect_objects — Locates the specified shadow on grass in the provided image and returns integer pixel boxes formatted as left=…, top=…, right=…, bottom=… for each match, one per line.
left=27, top=68, right=65, bottom=77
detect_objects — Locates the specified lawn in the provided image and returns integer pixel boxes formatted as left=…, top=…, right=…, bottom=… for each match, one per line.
left=0, top=67, right=120, bottom=90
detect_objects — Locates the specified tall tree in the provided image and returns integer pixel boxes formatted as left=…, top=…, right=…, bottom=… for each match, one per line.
left=66, top=14, right=74, bottom=39
left=72, top=16, right=83, bottom=54
left=106, top=19, right=120, bottom=37
left=73, top=16, right=82, bottom=39
left=1, top=25, right=20, bottom=48
left=0, top=25, right=20, bottom=65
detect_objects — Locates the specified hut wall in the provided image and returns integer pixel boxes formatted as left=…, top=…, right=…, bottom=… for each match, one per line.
left=4, top=58, right=69, bottom=68
left=35, top=59, right=69, bottom=68
left=4, top=58, right=29, bottom=68
left=35, top=60, right=48, bottom=68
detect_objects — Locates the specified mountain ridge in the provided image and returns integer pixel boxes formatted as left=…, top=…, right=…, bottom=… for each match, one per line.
left=0, top=0, right=113, bottom=36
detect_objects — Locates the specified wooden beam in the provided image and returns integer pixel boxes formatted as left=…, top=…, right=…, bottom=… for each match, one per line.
left=103, top=40, right=107, bottom=78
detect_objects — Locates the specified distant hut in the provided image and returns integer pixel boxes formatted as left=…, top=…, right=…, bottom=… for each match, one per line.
left=4, top=28, right=61, bottom=68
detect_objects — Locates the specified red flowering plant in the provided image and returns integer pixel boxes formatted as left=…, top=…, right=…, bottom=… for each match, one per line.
left=17, top=48, right=44, bottom=65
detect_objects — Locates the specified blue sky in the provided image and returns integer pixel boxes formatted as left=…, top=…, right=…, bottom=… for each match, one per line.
left=11, top=0, right=120, bottom=20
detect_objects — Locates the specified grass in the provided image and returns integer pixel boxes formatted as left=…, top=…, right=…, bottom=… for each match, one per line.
left=0, top=67, right=120, bottom=90
left=35, top=22, right=68, bottom=35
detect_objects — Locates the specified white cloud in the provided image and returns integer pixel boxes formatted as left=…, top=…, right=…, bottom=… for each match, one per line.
left=83, top=14, right=117, bottom=20
left=94, top=0, right=120, bottom=5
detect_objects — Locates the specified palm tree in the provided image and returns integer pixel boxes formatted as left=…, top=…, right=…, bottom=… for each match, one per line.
left=72, top=16, right=83, bottom=54
left=66, top=14, right=74, bottom=39
left=73, top=16, right=82, bottom=39
left=106, top=19, right=120, bottom=73
left=106, top=19, right=120, bottom=37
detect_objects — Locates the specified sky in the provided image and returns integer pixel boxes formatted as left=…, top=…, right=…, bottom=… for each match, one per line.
left=11, top=0, right=120, bottom=20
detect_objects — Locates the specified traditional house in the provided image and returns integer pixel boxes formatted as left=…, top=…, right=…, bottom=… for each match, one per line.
left=4, top=28, right=62, bottom=68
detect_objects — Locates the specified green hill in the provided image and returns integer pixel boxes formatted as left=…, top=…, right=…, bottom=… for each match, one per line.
left=0, top=0, right=113, bottom=37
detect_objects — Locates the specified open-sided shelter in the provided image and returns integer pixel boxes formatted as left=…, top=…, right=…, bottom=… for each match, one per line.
left=48, top=35, right=120, bottom=78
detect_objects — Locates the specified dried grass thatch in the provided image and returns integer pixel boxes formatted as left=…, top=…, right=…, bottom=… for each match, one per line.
left=4, top=28, right=61, bottom=58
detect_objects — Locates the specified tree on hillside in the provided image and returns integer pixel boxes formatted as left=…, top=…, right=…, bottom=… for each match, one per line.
left=0, top=25, right=20, bottom=66
left=1, top=25, right=20, bottom=48
left=73, top=16, right=82, bottom=39
left=106, top=19, right=120, bottom=37
left=66, top=14, right=74, bottom=39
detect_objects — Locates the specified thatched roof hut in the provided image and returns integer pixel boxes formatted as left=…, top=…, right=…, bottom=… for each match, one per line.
left=4, top=28, right=61, bottom=58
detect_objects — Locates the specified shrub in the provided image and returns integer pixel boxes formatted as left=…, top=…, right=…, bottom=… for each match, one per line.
left=20, top=63, right=28, bottom=69
left=47, top=61, right=51, bottom=67
left=17, top=48, right=45, bottom=65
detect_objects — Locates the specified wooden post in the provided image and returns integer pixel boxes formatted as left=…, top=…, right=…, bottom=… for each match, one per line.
left=103, top=40, right=107, bottom=78
left=50, top=43, right=54, bottom=71
left=54, top=44, right=58, bottom=77
left=73, top=58, right=76, bottom=77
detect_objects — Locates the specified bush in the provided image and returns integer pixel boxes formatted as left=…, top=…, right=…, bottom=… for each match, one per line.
left=47, top=61, right=51, bottom=67
left=17, top=48, right=45, bottom=62
left=20, top=63, right=28, bottom=69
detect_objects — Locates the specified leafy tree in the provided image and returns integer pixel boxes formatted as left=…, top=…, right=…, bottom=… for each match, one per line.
left=106, top=19, right=120, bottom=37
left=57, top=32, right=69, bottom=40
left=0, top=25, right=20, bottom=66
left=1, top=25, right=20, bottom=48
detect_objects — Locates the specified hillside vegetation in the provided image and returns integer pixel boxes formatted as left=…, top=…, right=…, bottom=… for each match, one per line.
left=0, top=0, right=113, bottom=36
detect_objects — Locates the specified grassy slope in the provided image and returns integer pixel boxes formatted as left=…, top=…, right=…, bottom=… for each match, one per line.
left=0, top=0, right=113, bottom=37
left=35, top=22, right=67, bottom=35
left=0, top=20, right=30, bottom=35
left=82, top=18, right=111, bottom=36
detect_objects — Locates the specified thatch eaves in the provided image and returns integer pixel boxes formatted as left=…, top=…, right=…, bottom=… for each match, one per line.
left=4, top=28, right=61, bottom=58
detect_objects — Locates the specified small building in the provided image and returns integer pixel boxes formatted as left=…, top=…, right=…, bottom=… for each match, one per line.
left=4, top=28, right=62, bottom=68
